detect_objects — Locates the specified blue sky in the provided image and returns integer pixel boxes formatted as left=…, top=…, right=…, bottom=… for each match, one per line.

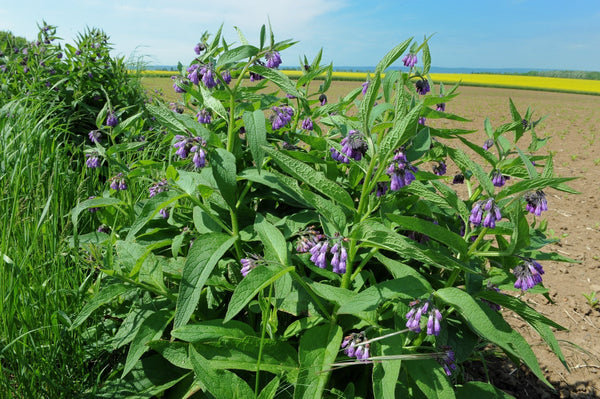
left=1, top=0, right=599, bottom=70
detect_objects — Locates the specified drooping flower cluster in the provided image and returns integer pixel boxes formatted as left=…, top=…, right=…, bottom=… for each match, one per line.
left=415, top=79, right=430, bottom=95
left=240, top=254, right=264, bottom=277
left=249, top=60, right=265, bottom=82
left=330, top=130, right=368, bottom=164
left=405, top=299, right=443, bottom=336
left=149, top=179, right=169, bottom=197
left=418, top=117, right=426, bottom=125
left=221, top=70, right=232, bottom=85
left=361, top=80, right=370, bottom=95
left=194, top=42, right=205, bottom=55
left=196, top=108, right=211, bottom=124
left=270, top=106, right=294, bottom=130
left=301, top=117, right=313, bottom=131
left=106, top=111, right=118, bottom=127
left=386, top=149, right=417, bottom=191
left=88, top=130, right=102, bottom=143
left=172, top=76, right=188, bottom=93
left=200, top=63, right=217, bottom=89
left=402, top=53, right=418, bottom=68
left=436, top=348, right=457, bottom=376
left=524, top=190, right=548, bottom=216
left=85, top=151, right=100, bottom=168
left=492, top=170, right=509, bottom=187
left=433, top=161, right=447, bottom=176
left=265, top=50, right=282, bottom=68
left=452, top=173, right=465, bottom=184
left=341, top=331, right=370, bottom=361
left=297, top=230, right=348, bottom=274
left=513, top=258, right=545, bottom=291
left=469, top=198, right=502, bottom=228
left=319, top=93, right=327, bottom=106
left=173, top=135, right=207, bottom=168
left=109, top=173, right=127, bottom=191
left=436, top=101, right=446, bottom=112
left=295, top=227, right=325, bottom=253
left=482, top=138, right=494, bottom=151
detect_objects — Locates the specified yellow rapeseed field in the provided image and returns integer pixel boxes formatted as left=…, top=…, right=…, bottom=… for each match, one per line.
left=139, top=69, right=600, bottom=95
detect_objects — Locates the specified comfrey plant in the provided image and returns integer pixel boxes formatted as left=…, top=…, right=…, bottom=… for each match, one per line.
left=71, top=25, right=577, bottom=398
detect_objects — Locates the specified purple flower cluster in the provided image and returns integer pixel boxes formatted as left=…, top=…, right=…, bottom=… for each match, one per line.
left=483, top=139, right=494, bottom=151
left=402, top=53, right=418, bottom=68
left=361, top=80, right=370, bottom=95
left=436, top=102, right=446, bottom=112
left=221, top=70, right=232, bottom=85
left=405, top=299, right=443, bottom=336
left=196, top=108, right=211, bottom=124
left=470, top=198, right=502, bottom=228
left=250, top=61, right=264, bottom=82
left=265, top=51, right=282, bottom=68
left=270, top=106, right=294, bottom=130
left=171, top=77, right=188, bottom=93
left=295, top=228, right=325, bottom=253
left=194, top=42, right=205, bottom=55
left=513, top=259, right=545, bottom=291
left=330, top=130, right=368, bottom=164
left=240, top=254, right=263, bottom=277
left=319, top=94, right=327, bottom=106
left=173, top=135, right=207, bottom=168
left=437, top=348, right=457, bottom=376
left=109, top=173, right=127, bottom=191
left=524, top=190, right=548, bottom=216
left=341, top=331, right=370, bottom=361
left=308, top=237, right=348, bottom=274
left=418, top=117, right=426, bottom=125
left=88, top=130, right=102, bottom=143
left=375, top=181, right=388, bottom=197
left=415, top=79, right=430, bottom=95
left=492, top=170, right=509, bottom=187
left=85, top=152, right=100, bottom=168
left=301, top=117, right=313, bottom=131
left=106, top=112, right=118, bottom=127
left=386, top=150, right=417, bottom=191
left=433, top=161, right=447, bottom=176
left=149, top=179, right=169, bottom=197
left=186, top=63, right=217, bottom=89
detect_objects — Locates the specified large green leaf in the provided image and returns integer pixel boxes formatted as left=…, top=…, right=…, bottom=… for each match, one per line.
left=255, top=213, right=289, bottom=265
left=405, top=358, right=456, bottom=399
left=360, top=72, right=381, bottom=132
left=375, top=37, right=413, bottom=73
left=224, top=263, right=294, bottom=322
left=294, top=324, right=343, bottom=399
left=495, top=177, right=576, bottom=201
left=122, top=309, right=172, bottom=377
left=211, top=148, right=237, bottom=210
left=386, top=214, right=468, bottom=256
left=71, top=283, right=131, bottom=329
left=173, top=233, right=236, bottom=329
left=379, top=103, right=423, bottom=161
left=262, top=145, right=355, bottom=210
left=189, top=345, right=254, bottom=399
left=216, top=45, right=259, bottom=68
left=337, top=276, right=430, bottom=315
left=126, top=190, right=186, bottom=241
left=243, top=109, right=267, bottom=173
left=436, top=287, right=552, bottom=388
left=455, top=381, right=515, bottom=398
left=171, top=319, right=257, bottom=342
left=249, top=64, right=302, bottom=98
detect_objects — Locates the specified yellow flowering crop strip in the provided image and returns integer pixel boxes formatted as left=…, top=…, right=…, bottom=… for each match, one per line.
left=140, top=69, right=600, bottom=95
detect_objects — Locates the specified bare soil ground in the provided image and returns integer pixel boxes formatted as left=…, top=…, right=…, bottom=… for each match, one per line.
left=434, top=86, right=600, bottom=398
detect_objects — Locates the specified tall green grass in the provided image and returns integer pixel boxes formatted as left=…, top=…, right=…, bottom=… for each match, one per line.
left=0, top=98, right=105, bottom=397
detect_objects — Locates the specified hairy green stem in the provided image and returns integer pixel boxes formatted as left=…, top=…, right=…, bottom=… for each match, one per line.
left=255, top=283, right=274, bottom=398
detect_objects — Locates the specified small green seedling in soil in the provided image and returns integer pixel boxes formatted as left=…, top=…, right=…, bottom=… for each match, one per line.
left=582, top=292, right=599, bottom=309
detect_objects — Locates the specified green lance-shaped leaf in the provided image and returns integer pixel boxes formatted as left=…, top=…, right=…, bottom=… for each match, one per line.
left=126, top=190, right=187, bottom=241
left=436, top=287, right=553, bottom=388
left=386, top=214, right=468, bottom=256
left=477, top=290, right=568, bottom=369
left=379, top=103, right=423, bottom=162
left=199, top=85, right=228, bottom=121
left=405, top=358, right=456, bottom=399
left=405, top=126, right=431, bottom=162
left=224, top=264, right=294, bottom=322
left=262, top=145, right=355, bottom=211
left=216, top=44, right=259, bottom=68
left=372, top=329, right=403, bottom=399
left=359, top=71, right=381, bottom=133
left=211, top=148, right=237, bottom=210
left=249, top=64, right=303, bottom=99
left=337, top=276, right=431, bottom=315
left=243, top=110, right=267, bottom=174
left=189, top=345, right=254, bottom=399
left=293, top=324, right=343, bottom=399
left=71, top=283, right=131, bottom=330
left=72, top=197, right=124, bottom=239
left=258, top=376, right=281, bottom=399
left=421, top=38, right=432, bottom=75
left=495, top=177, right=576, bottom=201
left=446, top=147, right=495, bottom=196
left=122, top=309, right=172, bottom=378
left=174, top=233, right=237, bottom=329
left=255, top=213, right=289, bottom=265
left=375, top=37, right=413, bottom=73
left=171, top=319, right=256, bottom=342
